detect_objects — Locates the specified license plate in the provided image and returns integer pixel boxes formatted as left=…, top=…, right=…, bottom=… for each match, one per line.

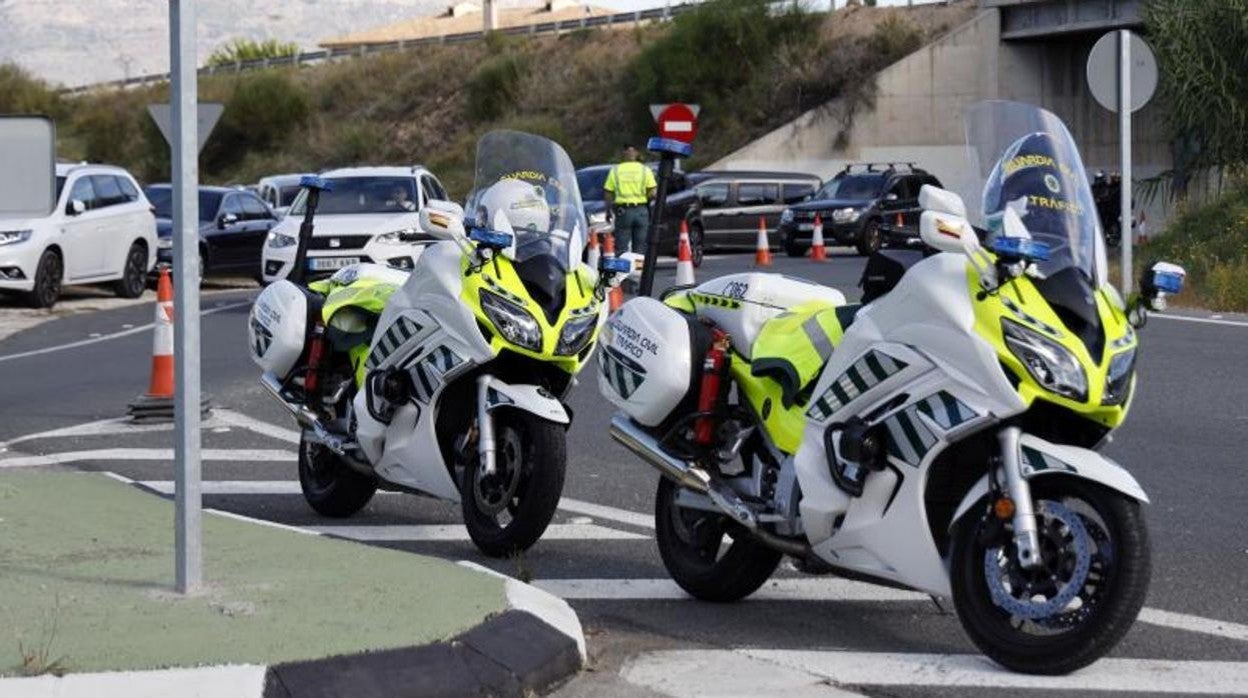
left=308, top=257, right=359, bottom=271
left=798, top=223, right=814, bottom=231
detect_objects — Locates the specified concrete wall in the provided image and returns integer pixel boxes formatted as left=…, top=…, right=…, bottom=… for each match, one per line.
left=714, top=8, right=1176, bottom=228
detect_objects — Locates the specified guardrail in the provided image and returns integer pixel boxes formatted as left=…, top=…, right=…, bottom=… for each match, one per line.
left=61, top=3, right=696, bottom=95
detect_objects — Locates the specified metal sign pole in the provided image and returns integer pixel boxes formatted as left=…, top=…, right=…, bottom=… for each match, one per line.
left=170, top=0, right=202, bottom=593
left=1119, top=29, right=1133, bottom=296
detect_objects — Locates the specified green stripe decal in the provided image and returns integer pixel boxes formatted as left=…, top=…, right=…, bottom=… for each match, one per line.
left=864, top=353, right=889, bottom=382
left=830, top=381, right=852, bottom=406
left=895, top=410, right=927, bottom=457
left=940, top=392, right=963, bottom=425
left=846, top=365, right=869, bottom=393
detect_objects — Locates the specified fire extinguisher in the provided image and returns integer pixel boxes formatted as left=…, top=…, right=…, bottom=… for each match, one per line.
left=694, top=328, right=731, bottom=445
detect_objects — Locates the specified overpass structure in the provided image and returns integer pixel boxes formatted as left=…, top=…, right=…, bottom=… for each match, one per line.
left=715, top=0, right=1180, bottom=228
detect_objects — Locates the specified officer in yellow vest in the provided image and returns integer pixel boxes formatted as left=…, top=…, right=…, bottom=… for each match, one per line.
left=603, top=144, right=658, bottom=254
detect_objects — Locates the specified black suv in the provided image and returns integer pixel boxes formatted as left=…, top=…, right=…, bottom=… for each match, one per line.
left=777, top=163, right=941, bottom=257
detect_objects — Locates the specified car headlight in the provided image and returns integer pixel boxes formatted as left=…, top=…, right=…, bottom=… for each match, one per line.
left=832, top=208, right=860, bottom=224
left=780, top=209, right=794, bottom=224
left=0, top=229, right=32, bottom=246
left=480, top=290, right=542, bottom=351
left=267, top=231, right=297, bottom=248
left=157, top=237, right=173, bottom=250
left=556, top=313, right=599, bottom=356
left=1002, top=319, right=1087, bottom=401
left=1102, top=346, right=1137, bottom=406
left=375, top=228, right=417, bottom=245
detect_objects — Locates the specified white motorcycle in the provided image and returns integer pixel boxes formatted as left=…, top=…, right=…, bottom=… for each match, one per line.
left=598, top=102, right=1187, bottom=673
left=249, top=131, right=628, bottom=556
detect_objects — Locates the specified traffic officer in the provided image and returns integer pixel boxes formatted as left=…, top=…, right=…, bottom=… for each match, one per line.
left=603, top=144, right=658, bottom=254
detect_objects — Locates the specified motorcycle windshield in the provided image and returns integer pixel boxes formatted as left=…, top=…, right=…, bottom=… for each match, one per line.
left=465, top=130, right=587, bottom=272
left=965, top=101, right=1107, bottom=286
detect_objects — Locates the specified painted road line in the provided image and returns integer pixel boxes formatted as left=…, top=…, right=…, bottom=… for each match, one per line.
left=0, top=413, right=238, bottom=451
left=558, top=497, right=655, bottom=529
left=0, top=663, right=268, bottom=698
left=1153, top=313, right=1248, bottom=328
left=0, top=448, right=293, bottom=468
left=1138, top=607, right=1248, bottom=643
left=214, top=408, right=301, bottom=445
left=741, top=650, right=1248, bottom=694
left=622, top=649, right=867, bottom=698
left=536, top=577, right=925, bottom=603
left=308, top=523, right=648, bottom=542
left=0, top=299, right=252, bottom=363
left=207, top=508, right=323, bottom=537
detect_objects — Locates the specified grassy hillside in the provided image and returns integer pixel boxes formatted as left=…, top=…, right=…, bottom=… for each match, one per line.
left=1143, top=181, right=1248, bottom=312
left=4, top=0, right=971, bottom=199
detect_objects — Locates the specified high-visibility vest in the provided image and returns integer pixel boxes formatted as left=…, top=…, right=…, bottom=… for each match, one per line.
left=604, top=161, right=656, bottom=205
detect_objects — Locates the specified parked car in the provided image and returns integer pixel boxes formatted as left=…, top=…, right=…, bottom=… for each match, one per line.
left=0, top=163, right=156, bottom=308
left=576, top=164, right=704, bottom=266
left=257, top=173, right=312, bottom=218
left=144, top=184, right=279, bottom=282
left=777, top=163, right=942, bottom=256
left=687, top=171, right=821, bottom=251
left=261, top=166, right=447, bottom=282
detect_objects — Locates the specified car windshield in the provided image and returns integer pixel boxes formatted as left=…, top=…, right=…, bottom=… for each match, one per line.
left=966, top=101, right=1105, bottom=284
left=278, top=186, right=302, bottom=207
left=143, top=187, right=222, bottom=222
left=288, top=177, right=419, bottom=216
left=465, top=130, right=586, bottom=271
left=576, top=169, right=608, bottom=202
left=816, top=173, right=885, bottom=200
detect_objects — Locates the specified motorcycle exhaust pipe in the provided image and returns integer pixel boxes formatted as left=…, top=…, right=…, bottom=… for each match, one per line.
left=608, top=414, right=812, bottom=558
left=260, top=372, right=353, bottom=460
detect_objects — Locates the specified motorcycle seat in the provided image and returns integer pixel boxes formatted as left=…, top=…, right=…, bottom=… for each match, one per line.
left=749, top=300, right=853, bottom=409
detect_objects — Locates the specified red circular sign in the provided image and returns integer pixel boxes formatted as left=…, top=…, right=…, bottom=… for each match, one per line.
left=657, top=103, right=698, bottom=145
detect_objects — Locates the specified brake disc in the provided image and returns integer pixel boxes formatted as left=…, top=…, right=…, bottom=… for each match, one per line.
left=983, top=500, right=1093, bottom=621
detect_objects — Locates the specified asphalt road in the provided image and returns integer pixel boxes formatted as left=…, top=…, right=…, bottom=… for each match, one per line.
left=1, top=251, right=1246, bottom=696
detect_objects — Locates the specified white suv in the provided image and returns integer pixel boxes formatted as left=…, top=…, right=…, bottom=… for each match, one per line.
left=0, top=163, right=157, bottom=308
left=261, top=166, right=447, bottom=282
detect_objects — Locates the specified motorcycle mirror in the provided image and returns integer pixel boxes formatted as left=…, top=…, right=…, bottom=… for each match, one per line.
left=920, top=210, right=977, bottom=256
left=420, top=200, right=469, bottom=249
left=918, top=184, right=967, bottom=219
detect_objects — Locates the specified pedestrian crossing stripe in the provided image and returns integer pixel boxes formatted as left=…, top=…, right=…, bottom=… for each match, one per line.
left=600, top=346, right=646, bottom=399
left=366, top=316, right=423, bottom=370
left=806, top=351, right=907, bottom=421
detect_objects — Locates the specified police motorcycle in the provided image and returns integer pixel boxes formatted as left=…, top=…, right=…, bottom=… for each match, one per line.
left=249, top=130, right=630, bottom=556
left=598, top=102, right=1187, bottom=674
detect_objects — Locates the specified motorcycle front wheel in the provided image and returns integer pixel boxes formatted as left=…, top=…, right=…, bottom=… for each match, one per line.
left=460, top=410, right=566, bottom=557
left=298, top=431, right=377, bottom=518
left=951, top=477, right=1150, bottom=675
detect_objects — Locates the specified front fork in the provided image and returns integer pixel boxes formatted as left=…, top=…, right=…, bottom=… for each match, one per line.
left=476, top=375, right=497, bottom=476
left=998, top=426, right=1042, bottom=569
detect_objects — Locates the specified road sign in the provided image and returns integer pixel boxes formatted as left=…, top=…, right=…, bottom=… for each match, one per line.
left=147, top=102, right=223, bottom=154
left=651, top=103, right=700, bottom=145
left=0, top=116, right=55, bottom=218
left=1087, top=31, right=1157, bottom=114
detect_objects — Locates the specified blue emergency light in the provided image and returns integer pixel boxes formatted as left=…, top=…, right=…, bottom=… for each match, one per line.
left=991, top=236, right=1051, bottom=262
left=601, top=256, right=633, bottom=275
left=469, top=228, right=514, bottom=249
left=299, top=174, right=333, bottom=191
left=647, top=137, right=693, bottom=158
left=1151, top=269, right=1185, bottom=295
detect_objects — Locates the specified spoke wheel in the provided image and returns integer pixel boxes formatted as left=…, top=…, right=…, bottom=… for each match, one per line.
left=952, top=478, right=1149, bottom=675
left=114, top=243, right=147, bottom=298
left=27, top=250, right=62, bottom=309
left=855, top=220, right=881, bottom=256
left=654, top=477, right=781, bottom=602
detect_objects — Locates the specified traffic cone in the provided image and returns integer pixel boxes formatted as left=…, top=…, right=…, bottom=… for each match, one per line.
left=810, top=213, right=828, bottom=261
left=127, top=267, right=210, bottom=422
left=754, top=216, right=772, bottom=267
left=603, top=231, right=625, bottom=312
left=675, top=220, right=696, bottom=286
left=895, top=211, right=904, bottom=230
left=586, top=228, right=601, bottom=271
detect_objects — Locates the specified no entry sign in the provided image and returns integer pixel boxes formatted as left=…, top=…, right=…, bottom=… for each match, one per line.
left=651, top=103, right=700, bottom=145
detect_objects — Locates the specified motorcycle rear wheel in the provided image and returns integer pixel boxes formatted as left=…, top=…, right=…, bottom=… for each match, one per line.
left=951, top=478, right=1149, bottom=675
left=654, top=477, right=782, bottom=602
left=460, top=410, right=566, bottom=558
left=298, top=431, right=377, bottom=518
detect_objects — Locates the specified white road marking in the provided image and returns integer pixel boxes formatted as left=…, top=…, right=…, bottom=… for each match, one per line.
left=0, top=414, right=238, bottom=450
left=623, top=648, right=867, bottom=698
left=214, top=408, right=301, bottom=444
left=1139, top=607, right=1248, bottom=643
left=536, top=577, right=925, bottom=603
left=0, top=663, right=268, bottom=698
left=308, top=523, right=647, bottom=542
left=559, top=497, right=655, bottom=529
left=207, top=508, right=321, bottom=536
left=1153, top=313, right=1248, bottom=328
left=0, top=299, right=251, bottom=363
left=742, top=650, right=1248, bottom=694
left=0, top=448, right=293, bottom=468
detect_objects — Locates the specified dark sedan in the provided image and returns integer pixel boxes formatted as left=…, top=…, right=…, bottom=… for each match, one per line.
left=144, top=185, right=279, bottom=282
left=576, top=164, right=705, bottom=266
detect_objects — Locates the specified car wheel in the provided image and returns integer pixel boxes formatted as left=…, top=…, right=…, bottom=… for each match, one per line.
left=113, top=243, right=148, bottom=299
left=26, top=249, right=63, bottom=309
left=856, top=220, right=882, bottom=256
left=690, top=223, right=706, bottom=268
left=784, top=235, right=809, bottom=258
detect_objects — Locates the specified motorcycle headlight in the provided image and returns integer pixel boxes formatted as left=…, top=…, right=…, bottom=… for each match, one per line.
left=375, top=228, right=416, bottom=245
left=832, top=208, right=860, bottom=223
left=1102, top=346, right=1137, bottom=406
left=480, top=290, right=542, bottom=351
left=780, top=209, right=794, bottom=224
left=556, top=313, right=599, bottom=356
left=0, top=229, right=32, bottom=246
left=1002, top=319, right=1087, bottom=402
left=267, top=231, right=297, bottom=248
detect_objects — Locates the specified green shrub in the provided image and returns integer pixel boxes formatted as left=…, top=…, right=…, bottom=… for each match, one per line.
left=1145, top=180, right=1248, bottom=311
left=868, top=14, right=924, bottom=64
left=207, top=38, right=301, bottom=68
left=466, top=53, right=529, bottom=123
left=0, top=63, right=63, bottom=117
left=202, top=71, right=309, bottom=173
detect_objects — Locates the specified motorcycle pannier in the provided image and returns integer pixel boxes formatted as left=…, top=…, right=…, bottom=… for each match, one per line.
left=248, top=280, right=312, bottom=380
left=598, top=296, right=713, bottom=428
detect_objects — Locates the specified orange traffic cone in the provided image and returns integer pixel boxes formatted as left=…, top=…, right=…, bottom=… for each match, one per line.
left=895, top=211, right=904, bottom=230
left=810, top=213, right=828, bottom=261
left=603, top=231, right=625, bottom=311
left=586, top=228, right=601, bottom=271
left=675, top=220, right=696, bottom=286
left=754, top=216, right=772, bottom=267
left=127, top=267, right=210, bottom=422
